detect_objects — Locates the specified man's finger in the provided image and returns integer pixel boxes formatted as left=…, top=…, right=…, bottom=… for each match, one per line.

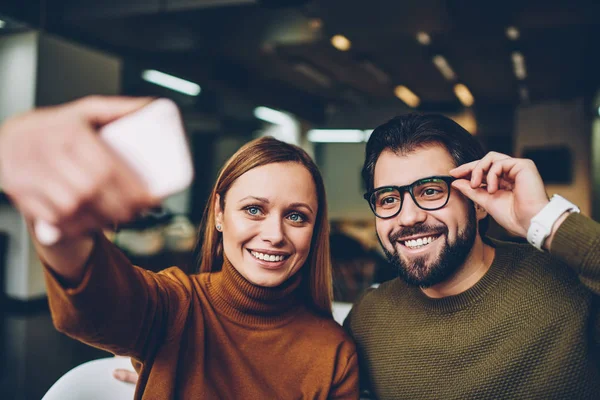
left=485, top=158, right=522, bottom=193
left=451, top=179, right=491, bottom=208
left=449, top=160, right=478, bottom=177
left=112, top=368, right=139, bottom=384
left=470, top=155, right=512, bottom=189
left=450, top=152, right=512, bottom=179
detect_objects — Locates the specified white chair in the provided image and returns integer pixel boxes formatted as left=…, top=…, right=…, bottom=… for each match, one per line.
left=332, top=301, right=353, bottom=325
left=42, top=357, right=136, bottom=400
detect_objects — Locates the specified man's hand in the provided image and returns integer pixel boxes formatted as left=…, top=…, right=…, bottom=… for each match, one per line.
left=112, top=368, right=139, bottom=385
left=449, top=152, right=549, bottom=238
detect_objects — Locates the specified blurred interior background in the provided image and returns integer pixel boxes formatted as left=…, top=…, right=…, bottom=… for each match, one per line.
left=0, top=0, right=599, bottom=398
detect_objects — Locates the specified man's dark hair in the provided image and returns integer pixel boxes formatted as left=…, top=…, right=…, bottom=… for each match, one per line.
left=362, top=113, right=489, bottom=235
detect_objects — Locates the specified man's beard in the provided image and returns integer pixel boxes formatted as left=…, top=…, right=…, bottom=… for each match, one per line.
left=378, top=206, right=477, bottom=288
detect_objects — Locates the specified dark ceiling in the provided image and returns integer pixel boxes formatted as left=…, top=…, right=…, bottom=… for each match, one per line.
left=1, top=0, right=600, bottom=124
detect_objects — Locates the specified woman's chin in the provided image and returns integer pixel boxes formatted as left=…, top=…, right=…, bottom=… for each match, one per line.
left=245, top=272, right=285, bottom=287
left=239, top=254, right=296, bottom=287
left=245, top=264, right=302, bottom=288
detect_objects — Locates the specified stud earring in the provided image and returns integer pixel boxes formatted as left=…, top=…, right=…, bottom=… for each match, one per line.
left=216, top=224, right=222, bottom=232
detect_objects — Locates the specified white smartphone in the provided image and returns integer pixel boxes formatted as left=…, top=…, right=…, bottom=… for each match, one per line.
left=35, top=98, right=194, bottom=245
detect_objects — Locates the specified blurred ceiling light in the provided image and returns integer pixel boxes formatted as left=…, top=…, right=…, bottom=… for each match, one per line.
left=453, top=83, right=474, bottom=107
left=253, top=106, right=294, bottom=126
left=254, top=106, right=299, bottom=145
left=307, top=129, right=367, bottom=143
left=309, top=18, right=323, bottom=30
left=0, top=20, right=5, bottom=29
left=416, top=31, right=431, bottom=45
left=394, top=85, right=421, bottom=108
left=450, top=110, right=477, bottom=135
left=511, top=51, right=527, bottom=80
left=360, top=60, right=390, bottom=84
left=141, top=69, right=201, bottom=96
left=331, top=34, right=351, bottom=51
left=519, top=86, right=530, bottom=103
left=597, top=106, right=600, bottom=117
left=505, top=26, right=520, bottom=40
left=293, top=63, right=332, bottom=87
left=432, top=55, right=457, bottom=81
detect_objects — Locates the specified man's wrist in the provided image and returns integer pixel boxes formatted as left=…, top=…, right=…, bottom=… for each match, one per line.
left=542, top=211, right=571, bottom=252
left=526, top=194, right=580, bottom=251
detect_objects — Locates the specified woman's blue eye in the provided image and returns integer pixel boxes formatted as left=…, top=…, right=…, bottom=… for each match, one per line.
left=288, top=213, right=305, bottom=223
left=246, top=207, right=261, bottom=215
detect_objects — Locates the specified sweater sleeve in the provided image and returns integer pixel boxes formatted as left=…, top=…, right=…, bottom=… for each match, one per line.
left=550, top=213, right=600, bottom=295
left=42, top=233, right=193, bottom=361
left=329, top=349, right=359, bottom=399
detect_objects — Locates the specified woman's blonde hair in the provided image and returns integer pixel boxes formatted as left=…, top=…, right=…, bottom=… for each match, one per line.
left=197, top=136, right=333, bottom=317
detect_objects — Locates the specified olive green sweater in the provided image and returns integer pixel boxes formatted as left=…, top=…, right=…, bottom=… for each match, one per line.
left=345, top=213, right=600, bottom=399
left=44, top=234, right=359, bottom=399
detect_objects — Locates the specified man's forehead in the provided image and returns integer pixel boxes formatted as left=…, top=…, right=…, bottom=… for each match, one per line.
left=373, top=145, right=455, bottom=186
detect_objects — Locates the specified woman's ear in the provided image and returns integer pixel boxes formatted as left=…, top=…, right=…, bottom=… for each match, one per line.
left=215, top=194, right=224, bottom=230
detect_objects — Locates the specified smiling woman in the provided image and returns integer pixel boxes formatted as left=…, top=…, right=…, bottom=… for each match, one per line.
left=34, top=129, right=358, bottom=398
left=198, top=137, right=335, bottom=315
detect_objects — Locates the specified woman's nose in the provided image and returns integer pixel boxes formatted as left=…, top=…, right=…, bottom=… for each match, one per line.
left=260, top=216, right=285, bottom=245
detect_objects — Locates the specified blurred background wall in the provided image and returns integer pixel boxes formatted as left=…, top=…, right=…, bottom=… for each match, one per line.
left=0, top=31, right=122, bottom=300
left=0, top=1, right=599, bottom=396
left=0, top=0, right=597, bottom=302
left=0, top=0, right=598, bottom=301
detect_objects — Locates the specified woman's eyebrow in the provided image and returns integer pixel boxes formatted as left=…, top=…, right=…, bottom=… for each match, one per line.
left=238, top=196, right=269, bottom=203
left=288, top=202, right=314, bottom=214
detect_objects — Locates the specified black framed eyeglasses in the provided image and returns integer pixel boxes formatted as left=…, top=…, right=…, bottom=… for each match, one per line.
left=364, top=176, right=456, bottom=219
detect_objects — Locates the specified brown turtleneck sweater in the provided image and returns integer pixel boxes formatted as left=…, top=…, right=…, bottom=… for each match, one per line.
left=43, top=234, right=359, bottom=399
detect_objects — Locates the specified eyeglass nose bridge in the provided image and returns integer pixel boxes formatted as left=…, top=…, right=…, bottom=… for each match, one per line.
left=386, top=186, right=419, bottom=218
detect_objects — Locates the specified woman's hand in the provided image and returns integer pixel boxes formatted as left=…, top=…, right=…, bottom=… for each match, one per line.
left=0, top=96, right=158, bottom=239
left=0, top=96, right=160, bottom=283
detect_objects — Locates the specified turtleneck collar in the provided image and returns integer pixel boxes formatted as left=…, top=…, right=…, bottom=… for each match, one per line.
left=206, top=256, right=304, bottom=327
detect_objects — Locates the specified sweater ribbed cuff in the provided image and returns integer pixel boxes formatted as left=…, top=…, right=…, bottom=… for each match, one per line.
left=551, top=213, right=600, bottom=276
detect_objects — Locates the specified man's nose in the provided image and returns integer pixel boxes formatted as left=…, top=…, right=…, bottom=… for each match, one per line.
left=395, top=192, right=427, bottom=226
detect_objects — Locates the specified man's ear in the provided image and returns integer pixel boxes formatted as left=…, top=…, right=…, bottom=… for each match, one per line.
left=474, top=202, right=488, bottom=221
left=215, top=194, right=224, bottom=228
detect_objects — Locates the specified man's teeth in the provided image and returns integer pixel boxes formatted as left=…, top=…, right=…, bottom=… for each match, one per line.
left=404, top=236, right=436, bottom=249
left=251, top=251, right=286, bottom=262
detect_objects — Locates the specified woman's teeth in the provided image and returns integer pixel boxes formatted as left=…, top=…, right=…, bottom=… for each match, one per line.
left=251, top=251, right=286, bottom=262
left=404, top=236, right=437, bottom=249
